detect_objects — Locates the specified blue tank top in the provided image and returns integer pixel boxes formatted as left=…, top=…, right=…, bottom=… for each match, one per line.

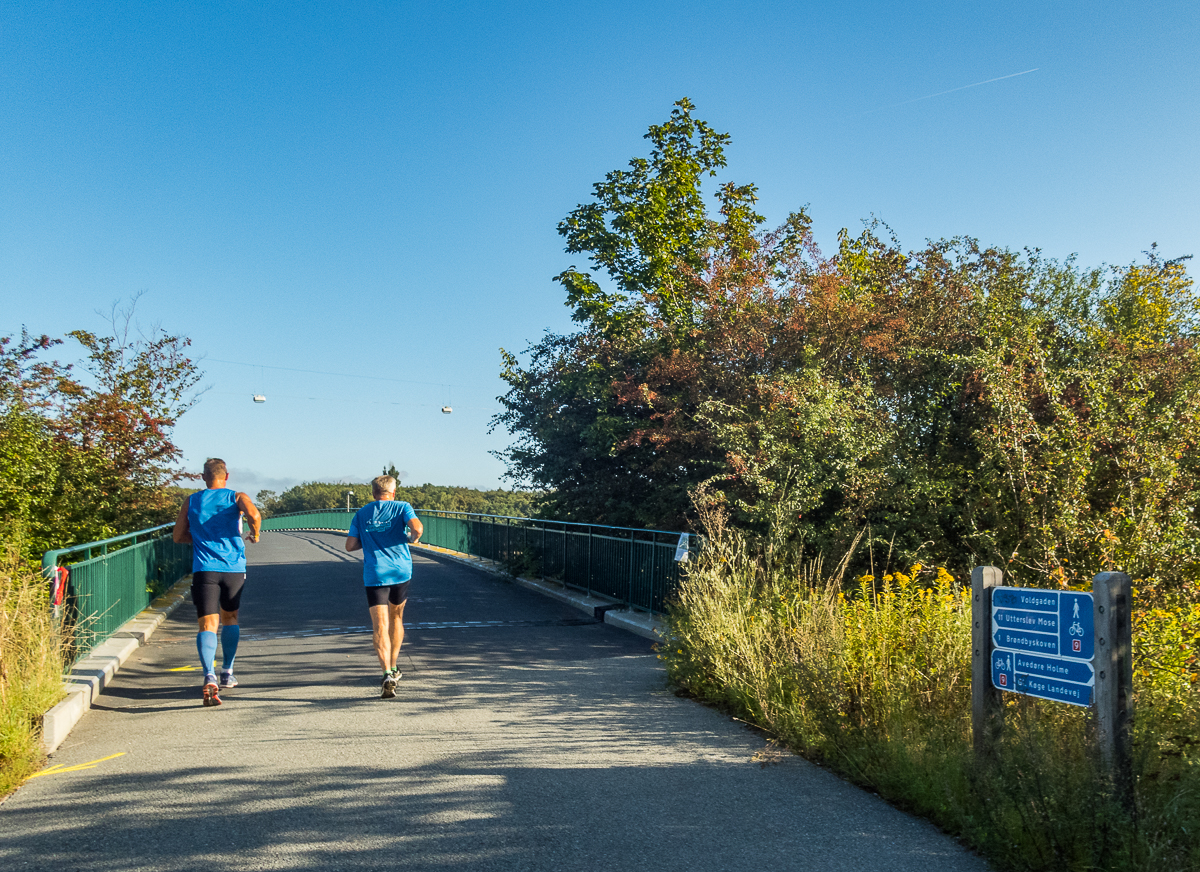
left=188, top=489, right=246, bottom=572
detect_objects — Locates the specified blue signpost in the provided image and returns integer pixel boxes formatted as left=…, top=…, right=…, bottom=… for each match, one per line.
left=973, top=569, right=1133, bottom=812
left=990, top=587, right=1094, bottom=707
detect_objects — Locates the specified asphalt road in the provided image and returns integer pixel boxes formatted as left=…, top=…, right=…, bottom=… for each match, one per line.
left=1, top=531, right=991, bottom=871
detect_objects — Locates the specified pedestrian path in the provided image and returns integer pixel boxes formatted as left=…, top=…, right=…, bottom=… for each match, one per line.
left=1, top=531, right=991, bottom=871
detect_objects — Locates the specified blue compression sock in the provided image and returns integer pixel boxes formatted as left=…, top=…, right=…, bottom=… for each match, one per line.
left=197, top=631, right=217, bottom=677
left=220, top=624, right=240, bottom=673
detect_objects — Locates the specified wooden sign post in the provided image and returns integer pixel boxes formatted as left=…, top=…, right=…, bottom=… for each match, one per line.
left=971, top=566, right=1004, bottom=759
left=970, top=566, right=1135, bottom=813
left=1092, top=571, right=1134, bottom=813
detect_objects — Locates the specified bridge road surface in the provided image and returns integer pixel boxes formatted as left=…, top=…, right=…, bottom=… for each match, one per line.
left=2, top=531, right=991, bottom=872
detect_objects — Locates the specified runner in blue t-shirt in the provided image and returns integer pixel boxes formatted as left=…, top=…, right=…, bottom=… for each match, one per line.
left=173, top=458, right=261, bottom=706
left=345, top=475, right=423, bottom=698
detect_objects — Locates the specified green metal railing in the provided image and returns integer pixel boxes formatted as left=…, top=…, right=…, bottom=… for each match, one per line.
left=263, top=507, right=694, bottom=615
left=41, top=507, right=693, bottom=661
left=42, top=524, right=192, bottom=664
left=418, top=510, right=692, bottom=614
left=262, top=509, right=356, bottom=532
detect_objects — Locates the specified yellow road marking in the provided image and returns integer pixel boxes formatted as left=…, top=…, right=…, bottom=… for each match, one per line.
left=30, top=752, right=126, bottom=778
left=167, top=665, right=199, bottom=672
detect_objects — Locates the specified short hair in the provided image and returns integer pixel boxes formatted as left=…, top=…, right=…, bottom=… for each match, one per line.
left=203, top=458, right=228, bottom=479
left=371, top=475, right=396, bottom=497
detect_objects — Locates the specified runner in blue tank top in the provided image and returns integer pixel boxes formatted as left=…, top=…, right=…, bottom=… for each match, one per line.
left=345, top=474, right=423, bottom=698
left=173, top=458, right=261, bottom=706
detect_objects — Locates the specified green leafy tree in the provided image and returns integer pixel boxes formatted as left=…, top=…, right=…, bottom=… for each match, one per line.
left=555, top=97, right=761, bottom=333
left=496, top=100, right=1200, bottom=596
left=0, top=333, right=74, bottom=558
left=256, top=482, right=372, bottom=516
left=0, top=306, right=201, bottom=562
left=258, top=478, right=541, bottom=519
left=967, top=251, right=1200, bottom=588
left=496, top=98, right=805, bottom=527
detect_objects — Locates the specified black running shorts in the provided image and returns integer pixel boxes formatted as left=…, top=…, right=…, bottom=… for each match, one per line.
left=364, top=582, right=409, bottom=608
left=192, top=571, right=246, bottom=617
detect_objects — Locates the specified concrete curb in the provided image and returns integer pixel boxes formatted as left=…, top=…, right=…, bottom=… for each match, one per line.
left=41, top=576, right=192, bottom=754
left=411, top=544, right=665, bottom=643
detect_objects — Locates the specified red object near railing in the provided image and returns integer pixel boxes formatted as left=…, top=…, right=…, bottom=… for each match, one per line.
left=51, top=565, right=68, bottom=607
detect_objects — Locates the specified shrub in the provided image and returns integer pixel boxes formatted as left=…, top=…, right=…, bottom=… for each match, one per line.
left=663, top=521, right=1200, bottom=871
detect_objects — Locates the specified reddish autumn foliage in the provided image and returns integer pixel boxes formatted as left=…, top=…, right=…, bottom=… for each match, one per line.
left=496, top=102, right=1200, bottom=592
left=1, top=309, right=200, bottom=561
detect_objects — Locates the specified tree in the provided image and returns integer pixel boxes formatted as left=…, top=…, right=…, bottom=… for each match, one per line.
left=61, top=306, right=202, bottom=536
left=554, top=97, right=762, bottom=334
left=0, top=332, right=74, bottom=558
left=495, top=98, right=802, bottom=528
left=0, top=302, right=201, bottom=562
left=966, top=250, right=1200, bottom=588
left=257, top=479, right=542, bottom=518
left=495, top=99, right=1200, bottom=593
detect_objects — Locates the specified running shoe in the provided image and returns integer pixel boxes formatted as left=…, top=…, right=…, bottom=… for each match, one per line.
left=381, top=671, right=398, bottom=699
left=202, top=675, right=222, bottom=707
left=220, top=672, right=238, bottom=689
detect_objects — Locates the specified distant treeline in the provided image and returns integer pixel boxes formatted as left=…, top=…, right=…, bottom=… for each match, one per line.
left=256, top=480, right=543, bottom=519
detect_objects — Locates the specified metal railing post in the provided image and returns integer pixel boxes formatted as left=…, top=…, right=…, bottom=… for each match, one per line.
left=649, top=534, right=658, bottom=612
left=628, top=531, right=635, bottom=607
left=971, top=566, right=1004, bottom=760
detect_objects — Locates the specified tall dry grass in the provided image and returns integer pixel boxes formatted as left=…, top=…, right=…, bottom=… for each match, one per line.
left=661, top=519, right=1200, bottom=872
left=0, top=551, right=66, bottom=796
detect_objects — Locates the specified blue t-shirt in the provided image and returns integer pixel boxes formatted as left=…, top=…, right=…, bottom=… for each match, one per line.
left=188, top=488, right=246, bottom=573
left=348, top=500, right=418, bottom=586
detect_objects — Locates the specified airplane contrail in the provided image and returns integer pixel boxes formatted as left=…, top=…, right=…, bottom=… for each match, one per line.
left=861, top=68, right=1040, bottom=115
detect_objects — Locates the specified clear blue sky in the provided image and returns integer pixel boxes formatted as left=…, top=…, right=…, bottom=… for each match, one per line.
left=2, top=2, right=1197, bottom=495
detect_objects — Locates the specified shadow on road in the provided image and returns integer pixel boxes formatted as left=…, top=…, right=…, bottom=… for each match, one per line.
left=2, top=531, right=990, bottom=871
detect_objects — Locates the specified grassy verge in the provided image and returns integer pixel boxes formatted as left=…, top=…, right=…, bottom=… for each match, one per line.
left=0, top=552, right=66, bottom=797
left=661, top=526, right=1200, bottom=872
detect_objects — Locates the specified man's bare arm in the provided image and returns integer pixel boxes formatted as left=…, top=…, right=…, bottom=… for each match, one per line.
left=407, top=518, right=423, bottom=545
left=172, top=499, right=192, bottom=544
left=345, top=536, right=362, bottom=552
left=236, top=492, right=262, bottom=543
